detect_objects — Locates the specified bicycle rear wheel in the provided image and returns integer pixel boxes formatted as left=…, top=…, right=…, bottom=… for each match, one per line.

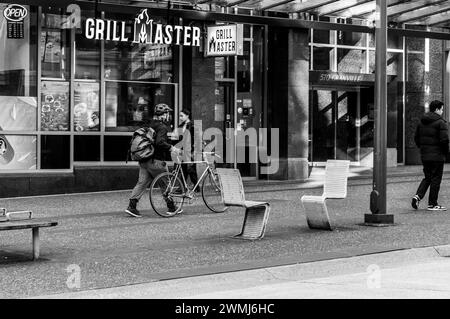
left=202, top=171, right=227, bottom=213
left=149, top=172, right=185, bottom=217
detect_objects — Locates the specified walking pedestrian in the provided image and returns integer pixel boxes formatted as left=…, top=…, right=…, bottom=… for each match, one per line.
left=412, top=100, right=449, bottom=211
left=125, top=103, right=181, bottom=218
left=177, top=109, right=198, bottom=189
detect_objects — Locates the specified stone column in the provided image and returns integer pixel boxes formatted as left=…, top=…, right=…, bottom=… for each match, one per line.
left=287, top=29, right=309, bottom=180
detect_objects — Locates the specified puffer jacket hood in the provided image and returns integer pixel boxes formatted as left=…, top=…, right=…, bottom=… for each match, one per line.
left=421, top=112, right=442, bottom=125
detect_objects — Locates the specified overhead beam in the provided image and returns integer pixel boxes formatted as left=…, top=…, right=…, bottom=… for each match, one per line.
left=413, top=11, right=450, bottom=26
left=332, top=1, right=375, bottom=18
left=313, top=0, right=373, bottom=16
left=395, top=3, right=450, bottom=23
left=387, top=0, right=447, bottom=17
left=265, top=0, right=337, bottom=13
left=330, top=0, right=401, bottom=18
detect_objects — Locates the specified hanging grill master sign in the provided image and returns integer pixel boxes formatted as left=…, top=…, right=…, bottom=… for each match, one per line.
left=205, top=24, right=243, bottom=57
left=3, top=4, right=27, bottom=39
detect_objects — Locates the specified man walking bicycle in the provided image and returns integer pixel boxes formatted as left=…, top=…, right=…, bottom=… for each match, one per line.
left=125, top=103, right=181, bottom=218
left=412, top=100, right=449, bottom=211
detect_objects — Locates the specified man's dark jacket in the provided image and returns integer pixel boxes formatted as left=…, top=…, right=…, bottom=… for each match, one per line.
left=146, top=119, right=172, bottom=162
left=414, top=112, right=449, bottom=162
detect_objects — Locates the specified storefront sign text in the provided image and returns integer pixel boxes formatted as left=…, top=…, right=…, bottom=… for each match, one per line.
left=84, top=9, right=201, bottom=46
left=205, top=24, right=243, bottom=57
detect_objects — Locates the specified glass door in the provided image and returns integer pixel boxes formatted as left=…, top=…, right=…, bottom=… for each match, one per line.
left=309, top=88, right=361, bottom=164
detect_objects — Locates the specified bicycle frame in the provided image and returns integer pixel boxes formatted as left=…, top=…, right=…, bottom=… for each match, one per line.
left=170, top=161, right=215, bottom=199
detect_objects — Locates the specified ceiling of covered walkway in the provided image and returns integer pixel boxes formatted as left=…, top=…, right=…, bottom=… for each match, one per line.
left=111, top=0, right=450, bottom=30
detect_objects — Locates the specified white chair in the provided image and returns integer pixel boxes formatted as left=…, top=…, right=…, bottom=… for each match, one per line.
left=301, top=160, right=350, bottom=230
left=216, top=168, right=270, bottom=240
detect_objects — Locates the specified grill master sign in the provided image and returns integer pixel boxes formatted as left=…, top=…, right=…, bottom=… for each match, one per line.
left=205, top=24, right=243, bottom=57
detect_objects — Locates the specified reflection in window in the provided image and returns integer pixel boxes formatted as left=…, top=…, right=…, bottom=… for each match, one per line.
left=105, top=81, right=175, bottom=131
left=40, top=10, right=71, bottom=79
left=75, top=11, right=100, bottom=80
left=74, top=81, right=100, bottom=131
left=103, top=14, right=174, bottom=82
left=337, top=49, right=365, bottom=73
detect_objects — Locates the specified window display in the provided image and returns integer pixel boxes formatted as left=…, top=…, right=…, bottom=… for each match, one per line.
left=74, top=82, right=100, bottom=131
left=41, top=80, right=70, bottom=131
left=0, top=96, right=37, bottom=131
left=0, top=133, right=36, bottom=169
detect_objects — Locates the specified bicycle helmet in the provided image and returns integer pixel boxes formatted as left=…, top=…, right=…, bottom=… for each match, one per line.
left=154, top=103, right=173, bottom=115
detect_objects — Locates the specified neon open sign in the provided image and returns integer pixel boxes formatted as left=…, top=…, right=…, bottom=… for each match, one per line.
left=3, top=4, right=28, bottom=22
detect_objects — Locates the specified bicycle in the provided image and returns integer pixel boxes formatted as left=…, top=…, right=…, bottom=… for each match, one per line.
left=149, top=152, right=228, bottom=217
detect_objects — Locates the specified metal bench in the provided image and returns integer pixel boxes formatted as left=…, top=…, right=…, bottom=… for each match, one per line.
left=216, top=168, right=270, bottom=240
left=301, top=160, right=350, bottom=230
left=0, top=208, right=58, bottom=260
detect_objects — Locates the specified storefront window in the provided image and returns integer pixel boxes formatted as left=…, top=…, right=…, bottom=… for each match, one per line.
left=103, top=13, right=174, bottom=83
left=74, top=81, right=100, bottom=132
left=105, top=81, right=175, bottom=132
left=40, top=135, right=70, bottom=169
left=337, top=49, right=365, bottom=73
left=74, top=135, right=100, bottom=161
left=75, top=11, right=100, bottom=80
left=313, top=47, right=332, bottom=71
left=40, top=80, right=70, bottom=131
left=104, top=136, right=132, bottom=161
left=40, top=10, right=71, bottom=79
left=0, top=134, right=37, bottom=169
left=1, top=4, right=38, bottom=171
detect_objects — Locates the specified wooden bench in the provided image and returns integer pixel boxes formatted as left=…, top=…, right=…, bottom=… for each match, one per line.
left=216, top=168, right=270, bottom=240
left=1, top=210, right=57, bottom=260
left=301, top=160, right=350, bottom=230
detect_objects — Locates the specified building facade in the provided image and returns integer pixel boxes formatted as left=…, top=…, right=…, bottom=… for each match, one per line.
left=0, top=0, right=449, bottom=197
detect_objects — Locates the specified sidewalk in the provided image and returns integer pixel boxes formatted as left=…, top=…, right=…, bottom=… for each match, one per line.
left=1, top=173, right=450, bottom=298
left=31, top=245, right=450, bottom=299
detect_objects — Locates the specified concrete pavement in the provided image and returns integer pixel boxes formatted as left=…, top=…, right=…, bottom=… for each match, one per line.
left=31, top=245, right=450, bottom=299
left=1, top=165, right=450, bottom=298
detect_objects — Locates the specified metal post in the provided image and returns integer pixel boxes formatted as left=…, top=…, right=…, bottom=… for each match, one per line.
left=365, top=0, right=394, bottom=225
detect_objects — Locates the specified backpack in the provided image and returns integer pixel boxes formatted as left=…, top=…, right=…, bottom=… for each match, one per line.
left=127, top=127, right=156, bottom=162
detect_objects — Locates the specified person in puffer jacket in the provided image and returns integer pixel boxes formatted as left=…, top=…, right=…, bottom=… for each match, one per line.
left=412, top=100, right=449, bottom=211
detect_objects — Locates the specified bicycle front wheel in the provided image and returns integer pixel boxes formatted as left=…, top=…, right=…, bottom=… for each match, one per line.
left=149, top=172, right=185, bottom=217
left=202, top=171, right=227, bottom=213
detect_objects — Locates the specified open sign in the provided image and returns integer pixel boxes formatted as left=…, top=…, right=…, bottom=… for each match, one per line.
left=3, top=4, right=28, bottom=22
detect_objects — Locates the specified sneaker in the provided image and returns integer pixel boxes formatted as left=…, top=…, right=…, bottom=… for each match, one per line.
left=427, top=205, right=447, bottom=211
left=167, top=205, right=183, bottom=215
left=125, top=207, right=142, bottom=218
left=166, top=199, right=183, bottom=215
left=411, top=195, right=420, bottom=210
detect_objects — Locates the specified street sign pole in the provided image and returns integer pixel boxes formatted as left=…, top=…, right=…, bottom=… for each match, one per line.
left=365, top=0, right=394, bottom=225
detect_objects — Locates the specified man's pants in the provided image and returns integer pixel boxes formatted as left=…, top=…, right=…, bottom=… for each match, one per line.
left=130, top=159, right=168, bottom=201
left=416, top=161, right=444, bottom=206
